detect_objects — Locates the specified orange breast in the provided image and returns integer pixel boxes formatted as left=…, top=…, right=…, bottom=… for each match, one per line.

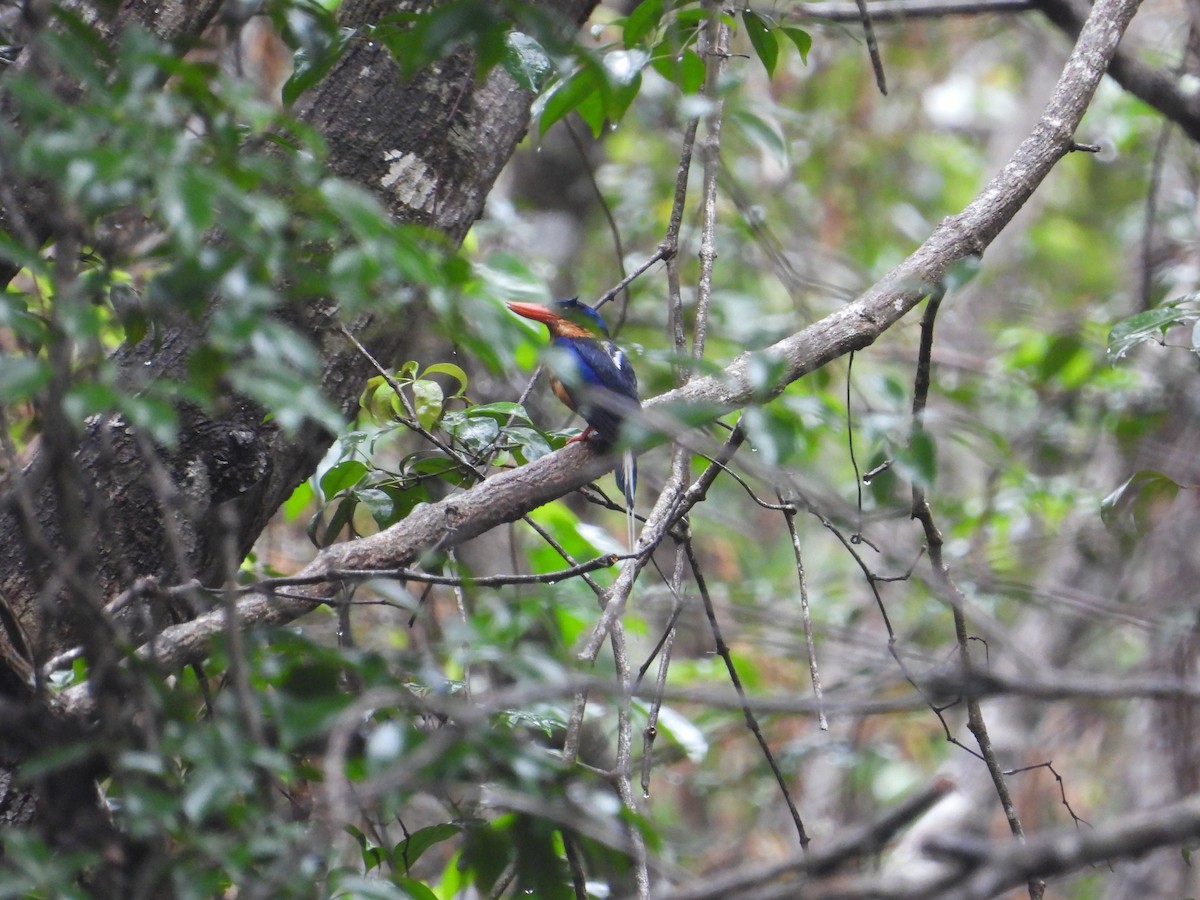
left=549, top=376, right=576, bottom=411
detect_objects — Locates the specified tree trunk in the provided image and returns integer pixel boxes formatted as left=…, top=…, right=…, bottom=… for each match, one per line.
left=0, top=0, right=595, bottom=866
left=0, top=0, right=596, bottom=671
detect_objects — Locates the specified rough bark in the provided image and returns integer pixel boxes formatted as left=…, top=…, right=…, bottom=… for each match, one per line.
left=53, top=0, right=1146, bottom=715
left=1036, top=0, right=1200, bottom=142
left=0, top=0, right=597, bottom=669
left=0, top=0, right=595, bottom=860
left=0, top=1, right=228, bottom=286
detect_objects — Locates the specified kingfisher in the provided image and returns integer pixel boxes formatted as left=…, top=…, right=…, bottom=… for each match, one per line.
left=506, top=298, right=640, bottom=548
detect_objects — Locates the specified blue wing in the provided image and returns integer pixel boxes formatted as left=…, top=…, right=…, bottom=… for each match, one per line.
left=550, top=334, right=639, bottom=543
left=552, top=336, right=640, bottom=445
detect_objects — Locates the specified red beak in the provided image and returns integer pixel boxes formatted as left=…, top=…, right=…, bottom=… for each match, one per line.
left=506, top=301, right=560, bottom=325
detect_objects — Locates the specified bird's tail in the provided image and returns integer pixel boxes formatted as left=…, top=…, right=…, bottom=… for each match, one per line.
left=614, top=449, right=637, bottom=551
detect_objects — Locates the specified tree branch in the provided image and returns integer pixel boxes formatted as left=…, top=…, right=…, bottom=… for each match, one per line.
left=1035, top=0, right=1200, bottom=143
left=797, top=0, right=1035, bottom=20
left=0, top=0, right=599, bottom=664
left=926, top=792, right=1200, bottom=899
left=57, top=0, right=1141, bottom=715
left=799, top=0, right=1200, bottom=145
left=657, top=778, right=954, bottom=900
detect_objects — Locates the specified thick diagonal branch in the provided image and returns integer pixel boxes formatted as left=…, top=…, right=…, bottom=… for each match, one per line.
left=59, top=0, right=1143, bottom=717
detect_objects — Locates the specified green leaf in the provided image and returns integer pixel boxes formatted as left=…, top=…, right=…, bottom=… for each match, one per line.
left=731, top=110, right=788, bottom=172
left=476, top=253, right=550, bottom=304
left=393, top=878, right=440, bottom=900
left=742, top=10, right=778, bottom=78
left=0, top=230, right=49, bottom=275
left=467, top=401, right=531, bottom=422
left=283, top=480, right=315, bottom=522
left=1101, top=470, right=1181, bottom=532
left=407, top=453, right=470, bottom=488
left=1108, top=301, right=1199, bottom=361
left=232, top=365, right=344, bottom=435
left=536, top=63, right=603, bottom=135
left=574, top=83, right=607, bottom=137
left=411, top=378, right=445, bottom=430
left=864, top=451, right=899, bottom=504
left=636, top=702, right=708, bottom=763
left=320, top=459, right=369, bottom=498
left=119, top=393, right=180, bottom=447
left=604, top=48, right=649, bottom=88
left=372, top=2, right=504, bottom=81
left=446, top=412, right=500, bottom=453
left=283, top=26, right=355, bottom=106
left=651, top=47, right=705, bottom=95
left=740, top=405, right=797, bottom=467
left=356, top=487, right=396, bottom=528
left=505, top=426, right=552, bottom=463
left=311, top=495, right=357, bottom=547
left=1037, top=334, right=1093, bottom=389
left=158, top=166, right=218, bottom=250
left=602, top=49, right=648, bottom=124
left=391, top=823, right=462, bottom=872
left=320, top=179, right=391, bottom=240
left=328, top=872, right=412, bottom=899
left=66, top=384, right=178, bottom=448
left=381, top=482, right=430, bottom=520
left=624, top=0, right=664, bottom=48
left=0, top=357, right=50, bottom=403
left=780, top=26, right=812, bottom=64
left=421, top=362, right=469, bottom=397
left=361, top=375, right=400, bottom=422
left=895, top=429, right=937, bottom=489
left=502, top=32, right=552, bottom=92
left=17, top=740, right=101, bottom=780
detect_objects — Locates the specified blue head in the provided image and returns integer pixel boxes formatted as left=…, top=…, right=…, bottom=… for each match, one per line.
left=554, top=297, right=610, bottom=338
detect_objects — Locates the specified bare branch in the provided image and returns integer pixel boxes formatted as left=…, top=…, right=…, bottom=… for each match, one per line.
left=797, top=0, right=1034, bottom=20
left=925, top=793, right=1200, bottom=899
left=657, top=778, right=954, bottom=900
left=57, top=0, right=1143, bottom=716
left=1035, top=0, right=1200, bottom=142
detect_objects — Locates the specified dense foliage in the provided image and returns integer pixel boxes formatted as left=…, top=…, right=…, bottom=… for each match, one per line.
left=1, top=0, right=1198, bottom=897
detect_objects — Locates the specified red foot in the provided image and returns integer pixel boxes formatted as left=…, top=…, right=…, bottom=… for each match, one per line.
left=566, top=426, right=595, bottom=445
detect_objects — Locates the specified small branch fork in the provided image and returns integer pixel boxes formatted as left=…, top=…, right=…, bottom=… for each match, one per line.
left=833, top=275, right=1095, bottom=892
left=60, top=0, right=1144, bottom=714
left=908, top=285, right=1045, bottom=900
left=49, top=0, right=1147, bottom=892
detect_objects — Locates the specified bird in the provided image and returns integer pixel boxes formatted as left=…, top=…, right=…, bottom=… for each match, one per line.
left=506, top=298, right=640, bottom=549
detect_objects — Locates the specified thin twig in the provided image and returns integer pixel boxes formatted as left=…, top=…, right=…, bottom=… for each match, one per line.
left=59, top=0, right=1145, bottom=720
left=1004, top=760, right=1090, bottom=828
left=242, top=553, right=622, bottom=592
left=563, top=118, right=629, bottom=329
left=594, top=247, right=670, bottom=312
left=846, top=351, right=865, bottom=538
left=665, top=118, right=699, bottom=377
left=577, top=425, right=747, bottom=662
left=909, top=286, right=1043, bottom=900
left=338, top=322, right=483, bottom=478
left=1140, top=109, right=1173, bottom=311
left=684, top=536, right=809, bottom=847
left=853, top=0, right=889, bottom=94
left=691, top=1, right=729, bottom=362
left=515, top=518, right=646, bottom=895
left=447, top=550, right=471, bottom=703
left=796, top=0, right=1034, bottom=21
left=657, top=777, right=953, bottom=900
left=640, top=541, right=687, bottom=796
left=779, top=491, right=828, bottom=730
